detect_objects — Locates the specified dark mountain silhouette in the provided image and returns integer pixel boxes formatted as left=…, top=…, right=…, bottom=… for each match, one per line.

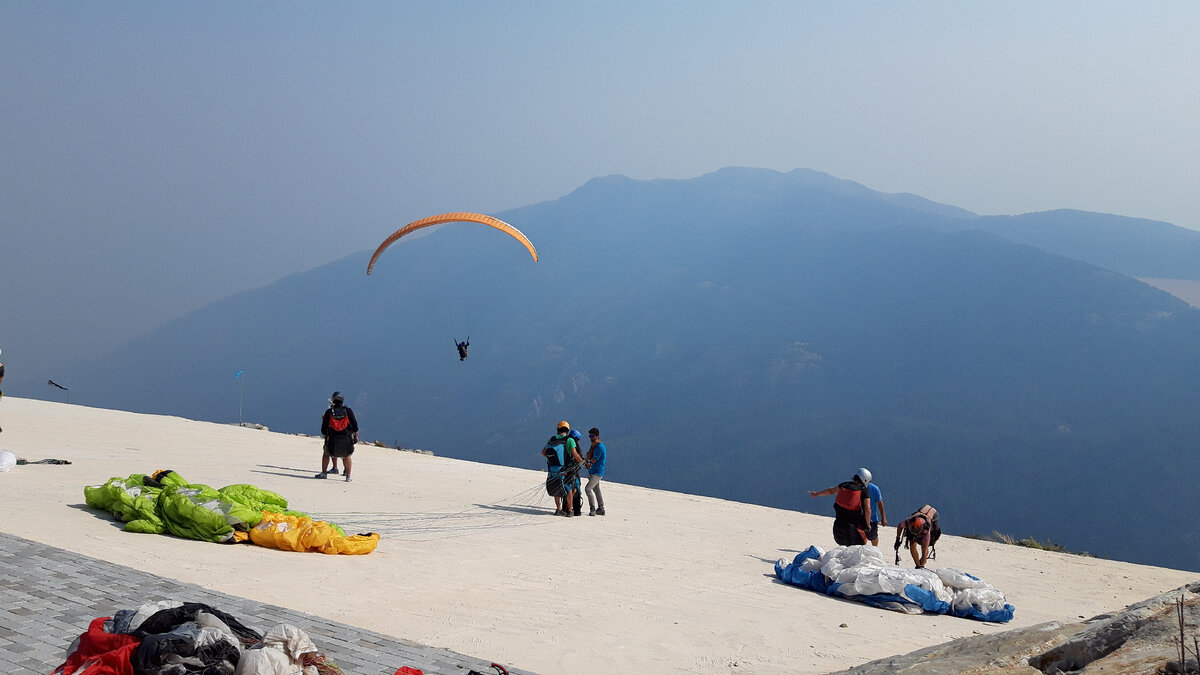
left=62, top=167, right=1200, bottom=570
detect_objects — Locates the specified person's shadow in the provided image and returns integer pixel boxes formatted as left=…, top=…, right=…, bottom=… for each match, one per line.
left=474, top=503, right=546, bottom=516
left=249, top=465, right=322, bottom=480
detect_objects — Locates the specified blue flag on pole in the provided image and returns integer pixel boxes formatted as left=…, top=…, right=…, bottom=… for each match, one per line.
left=234, top=370, right=245, bottom=379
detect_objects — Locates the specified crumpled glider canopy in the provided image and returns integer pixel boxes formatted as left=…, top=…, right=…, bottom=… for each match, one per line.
left=366, top=212, right=539, bottom=275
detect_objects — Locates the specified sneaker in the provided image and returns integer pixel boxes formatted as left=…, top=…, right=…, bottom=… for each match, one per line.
left=563, top=511, right=573, bottom=518
left=344, top=475, right=352, bottom=482
left=314, top=472, right=328, bottom=479
left=588, top=510, right=596, bottom=516
left=596, top=508, right=605, bottom=516
left=328, top=467, right=340, bottom=475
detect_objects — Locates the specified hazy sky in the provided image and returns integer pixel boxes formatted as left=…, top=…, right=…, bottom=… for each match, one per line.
left=2, top=2, right=1198, bottom=376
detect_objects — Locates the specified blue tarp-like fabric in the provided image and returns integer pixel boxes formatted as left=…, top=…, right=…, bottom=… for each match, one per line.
left=774, top=545, right=1014, bottom=622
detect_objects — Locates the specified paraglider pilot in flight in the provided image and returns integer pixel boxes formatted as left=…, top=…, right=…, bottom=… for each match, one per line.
left=366, top=213, right=537, bottom=367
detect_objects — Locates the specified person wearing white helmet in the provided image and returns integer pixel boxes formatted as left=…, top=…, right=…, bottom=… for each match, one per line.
left=809, top=468, right=874, bottom=547
left=856, top=467, right=888, bottom=545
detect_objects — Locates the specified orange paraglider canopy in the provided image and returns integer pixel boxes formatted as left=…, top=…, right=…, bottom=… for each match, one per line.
left=366, top=212, right=538, bottom=275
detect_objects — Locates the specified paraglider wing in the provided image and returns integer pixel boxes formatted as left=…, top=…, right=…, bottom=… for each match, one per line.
left=366, top=212, right=539, bottom=275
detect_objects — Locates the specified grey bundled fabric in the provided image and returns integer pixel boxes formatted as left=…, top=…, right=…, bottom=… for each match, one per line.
left=116, top=602, right=263, bottom=675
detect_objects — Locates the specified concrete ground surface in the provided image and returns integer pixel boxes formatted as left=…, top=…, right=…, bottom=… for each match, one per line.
left=1, top=397, right=1196, bottom=673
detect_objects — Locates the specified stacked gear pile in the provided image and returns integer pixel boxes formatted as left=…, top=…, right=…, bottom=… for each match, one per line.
left=774, top=544, right=1015, bottom=622
left=53, top=600, right=345, bottom=675
left=84, top=470, right=379, bottom=554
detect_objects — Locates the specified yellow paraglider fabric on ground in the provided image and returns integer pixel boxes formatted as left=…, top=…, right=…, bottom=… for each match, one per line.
left=249, top=511, right=380, bottom=555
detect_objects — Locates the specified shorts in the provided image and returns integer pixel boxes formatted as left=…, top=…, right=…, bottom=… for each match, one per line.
left=325, top=436, right=355, bottom=458
left=866, top=521, right=880, bottom=542
left=833, top=519, right=867, bottom=546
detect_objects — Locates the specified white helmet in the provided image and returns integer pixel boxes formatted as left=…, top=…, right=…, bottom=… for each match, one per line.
left=855, top=467, right=872, bottom=485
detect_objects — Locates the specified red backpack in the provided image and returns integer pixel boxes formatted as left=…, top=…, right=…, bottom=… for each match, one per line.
left=832, top=481, right=869, bottom=526
left=327, top=406, right=350, bottom=433
left=834, top=481, right=864, bottom=512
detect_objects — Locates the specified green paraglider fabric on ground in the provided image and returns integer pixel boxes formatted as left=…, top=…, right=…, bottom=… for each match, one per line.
left=214, top=483, right=342, bottom=534
left=84, top=470, right=349, bottom=543
left=84, top=475, right=168, bottom=534
left=218, top=484, right=288, bottom=512
left=158, top=484, right=263, bottom=543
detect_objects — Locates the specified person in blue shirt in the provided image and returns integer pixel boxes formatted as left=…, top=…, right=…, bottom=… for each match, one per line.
left=584, top=427, right=607, bottom=516
left=567, top=427, right=586, bottom=516
left=864, top=471, right=888, bottom=546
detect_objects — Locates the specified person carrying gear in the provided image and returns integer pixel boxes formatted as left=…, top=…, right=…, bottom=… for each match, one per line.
left=316, top=391, right=359, bottom=482
left=542, top=421, right=584, bottom=517
left=455, top=338, right=470, bottom=361
left=895, top=505, right=941, bottom=568
left=542, top=426, right=569, bottom=513
left=809, top=468, right=873, bottom=546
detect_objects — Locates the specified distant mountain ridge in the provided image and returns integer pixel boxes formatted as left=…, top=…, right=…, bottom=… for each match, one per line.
left=578, top=167, right=1200, bottom=281
left=59, top=167, right=1200, bottom=571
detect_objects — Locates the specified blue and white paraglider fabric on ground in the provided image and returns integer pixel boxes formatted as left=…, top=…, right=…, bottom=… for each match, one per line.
left=774, top=545, right=1015, bottom=622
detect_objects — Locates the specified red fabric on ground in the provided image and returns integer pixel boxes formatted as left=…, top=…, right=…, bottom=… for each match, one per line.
left=54, top=616, right=139, bottom=675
